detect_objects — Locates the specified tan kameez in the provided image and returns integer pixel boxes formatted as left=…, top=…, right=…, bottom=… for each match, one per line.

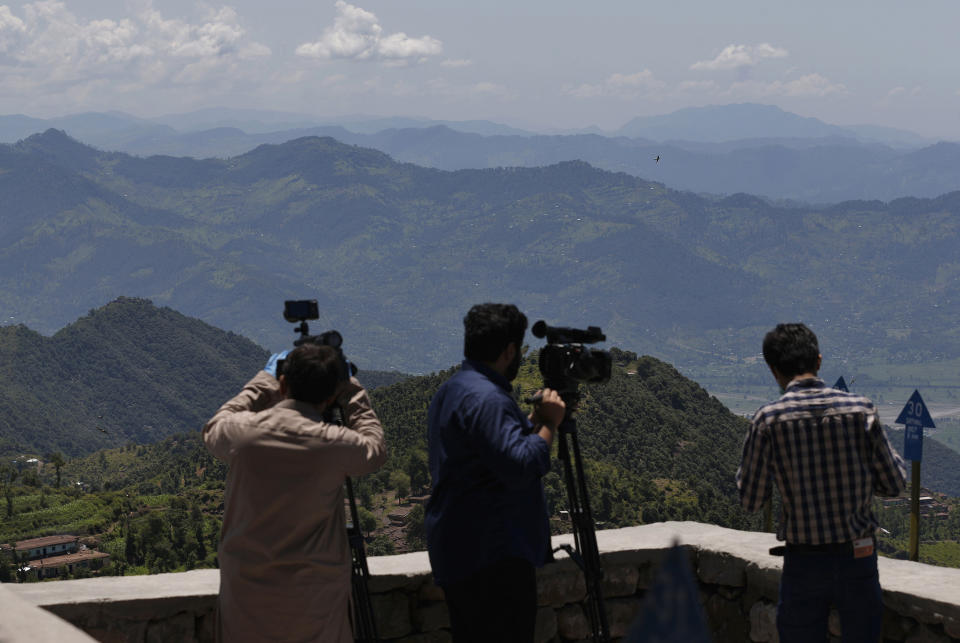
left=204, top=371, right=386, bottom=642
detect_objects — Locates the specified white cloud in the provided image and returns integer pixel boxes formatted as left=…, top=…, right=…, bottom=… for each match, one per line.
left=440, top=58, right=472, bottom=68
left=0, top=5, right=27, bottom=53
left=296, top=1, right=441, bottom=64
left=690, top=43, right=788, bottom=71
left=564, top=69, right=665, bottom=98
left=0, top=1, right=270, bottom=91
left=727, top=73, right=847, bottom=98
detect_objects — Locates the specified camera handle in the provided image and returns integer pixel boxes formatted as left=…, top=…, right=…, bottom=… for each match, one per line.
left=551, top=388, right=610, bottom=643
left=325, top=405, right=380, bottom=643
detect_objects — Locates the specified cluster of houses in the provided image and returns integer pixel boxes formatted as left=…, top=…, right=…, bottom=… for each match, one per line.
left=879, top=488, right=952, bottom=519
left=1, top=535, right=111, bottom=581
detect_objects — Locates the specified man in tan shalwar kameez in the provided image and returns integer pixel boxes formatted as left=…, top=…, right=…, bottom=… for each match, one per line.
left=204, top=344, right=387, bottom=643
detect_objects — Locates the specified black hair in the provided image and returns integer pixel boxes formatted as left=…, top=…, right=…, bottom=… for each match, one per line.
left=463, top=303, right=528, bottom=363
left=283, top=344, right=347, bottom=405
left=762, top=323, right=820, bottom=378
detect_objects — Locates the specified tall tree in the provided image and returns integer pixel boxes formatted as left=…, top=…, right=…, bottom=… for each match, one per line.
left=47, top=452, right=66, bottom=489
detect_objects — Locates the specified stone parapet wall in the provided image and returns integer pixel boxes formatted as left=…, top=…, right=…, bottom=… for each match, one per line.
left=4, top=522, right=959, bottom=642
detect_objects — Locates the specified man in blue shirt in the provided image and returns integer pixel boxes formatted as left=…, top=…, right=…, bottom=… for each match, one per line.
left=426, top=303, right=565, bottom=643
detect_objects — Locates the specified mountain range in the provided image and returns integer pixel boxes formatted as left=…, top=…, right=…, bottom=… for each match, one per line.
left=2, top=128, right=960, bottom=377
left=1, top=105, right=952, bottom=204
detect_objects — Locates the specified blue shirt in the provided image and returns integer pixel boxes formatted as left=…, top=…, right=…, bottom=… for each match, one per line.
left=425, top=360, right=552, bottom=585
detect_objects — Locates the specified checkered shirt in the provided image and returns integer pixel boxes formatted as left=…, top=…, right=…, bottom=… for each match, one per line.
left=736, top=377, right=907, bottom=544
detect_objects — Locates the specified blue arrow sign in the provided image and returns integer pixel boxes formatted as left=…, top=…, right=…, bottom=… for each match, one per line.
left=895, top=390, right=935, bottom=461
left=833, top=376, right=849, bottom=392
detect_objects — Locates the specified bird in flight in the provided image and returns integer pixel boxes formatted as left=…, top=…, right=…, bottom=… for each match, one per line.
left=654, top=155, right=661, bottom=163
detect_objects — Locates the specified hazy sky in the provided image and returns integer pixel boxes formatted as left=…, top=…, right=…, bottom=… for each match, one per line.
left=1, top=0, right=958, bottom=138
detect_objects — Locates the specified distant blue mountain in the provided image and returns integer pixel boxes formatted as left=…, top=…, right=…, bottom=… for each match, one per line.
left=617, top=103, right=855, bottom=142
left=0, top=106, right=949, bottom=203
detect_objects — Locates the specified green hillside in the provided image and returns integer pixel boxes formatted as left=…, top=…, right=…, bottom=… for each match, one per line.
left=0, top=297, right=267, bottom=458
left=4, top=130, right=960, bottom=378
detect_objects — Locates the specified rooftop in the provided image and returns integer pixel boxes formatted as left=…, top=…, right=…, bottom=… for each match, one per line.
left=15, top=535, right=78, bottom=550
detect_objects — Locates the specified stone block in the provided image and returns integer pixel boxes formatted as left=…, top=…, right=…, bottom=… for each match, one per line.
left=698, top=550, right=747, bottom=587
left=534, top=606, right=558, bottom=643
left=145, top=612, right=196, bottom=643
left=605, top=597, right=642, bottom=638
left=414, top=601, right=449, bottom=632
left=745, top=561, right=781, bottom=603
left=749, top=601, right=778, bottom=643
left=880, top=607, right=913, bottom=641
left=537, top=564, right=586, bottom=607
left=601, top=565, right=640, bottom=598
left=372, top=590, right=413, bottom=639
left=705, top=593, right=748, bottom=643
left=557, top=604, right=590, bottom=641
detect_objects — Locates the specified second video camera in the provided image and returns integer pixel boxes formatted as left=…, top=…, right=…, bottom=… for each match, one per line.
left=532, top=320, right=611, bottom=393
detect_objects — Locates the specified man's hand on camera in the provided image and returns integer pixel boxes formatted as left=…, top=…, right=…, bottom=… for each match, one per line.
left=263, top=351, right=290, bottom=378
left=532, top=388, right=564, bottom=446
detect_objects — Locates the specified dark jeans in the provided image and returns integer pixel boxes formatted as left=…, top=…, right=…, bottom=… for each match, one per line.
left=442, top=557, right=537, bottom=643
left=778, top=548, right=883, bottom=643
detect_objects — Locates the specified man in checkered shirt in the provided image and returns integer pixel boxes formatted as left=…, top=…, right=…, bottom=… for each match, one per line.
left=737, top=323, right=906, bottom=643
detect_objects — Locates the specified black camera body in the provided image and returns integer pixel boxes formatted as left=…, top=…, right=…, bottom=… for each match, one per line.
left=532, top=320, right=611, bottom=399
left=279, top=300, right=357, bottom=380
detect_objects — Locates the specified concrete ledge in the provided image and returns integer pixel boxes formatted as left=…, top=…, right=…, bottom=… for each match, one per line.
left=0, top=583, right=98, bottom=642
left=4, top=523, right=960, bottom=642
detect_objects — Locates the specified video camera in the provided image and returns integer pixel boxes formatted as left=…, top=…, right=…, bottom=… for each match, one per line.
left=279, top=299, right=357, bottom=379
left=532, top=320, right=611, bottom=399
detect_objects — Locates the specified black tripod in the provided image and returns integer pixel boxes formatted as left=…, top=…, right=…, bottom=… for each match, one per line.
left=324, top=403, right=379, bottom=643
left=549, top=384, right=610, bottom=643
left=345, top=476, right=378, bottom=642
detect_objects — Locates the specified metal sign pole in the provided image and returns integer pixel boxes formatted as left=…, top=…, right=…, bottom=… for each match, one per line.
left=909, top=461, right=921, bottom=562
left=895, top=390, right=934, bottom=564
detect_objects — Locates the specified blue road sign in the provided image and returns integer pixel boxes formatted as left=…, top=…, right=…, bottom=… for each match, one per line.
left=895, top=390, right=935, bottom=462
left=833, top=376, right=849, bottom=392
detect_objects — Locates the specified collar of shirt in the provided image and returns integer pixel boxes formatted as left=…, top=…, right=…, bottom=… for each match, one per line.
left=784, top=376, right=825, bottom=393
left=461, top=359, right=512, bottom=393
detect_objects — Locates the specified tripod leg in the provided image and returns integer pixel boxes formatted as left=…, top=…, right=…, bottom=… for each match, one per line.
left=346, top=477, right=379, bottom=642
left=555, top=419, right=609, bottom=642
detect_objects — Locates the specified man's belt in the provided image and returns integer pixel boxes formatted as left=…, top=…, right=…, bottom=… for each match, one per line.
left=782, top=535, right=876, bottom=558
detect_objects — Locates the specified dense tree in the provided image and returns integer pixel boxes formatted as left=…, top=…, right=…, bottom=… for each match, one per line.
left=390, top=471, right=411, bottom=504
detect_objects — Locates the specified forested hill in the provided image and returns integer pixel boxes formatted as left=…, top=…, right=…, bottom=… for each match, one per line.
left=34, top=346, right=761, bottom=535
left=369, top=348, right=757, bottom=529
left=0, top=297, right=267, bottom=458
left=5, top=130, right=960, bottom=374
left=0, top=298, right=406, bottom=459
